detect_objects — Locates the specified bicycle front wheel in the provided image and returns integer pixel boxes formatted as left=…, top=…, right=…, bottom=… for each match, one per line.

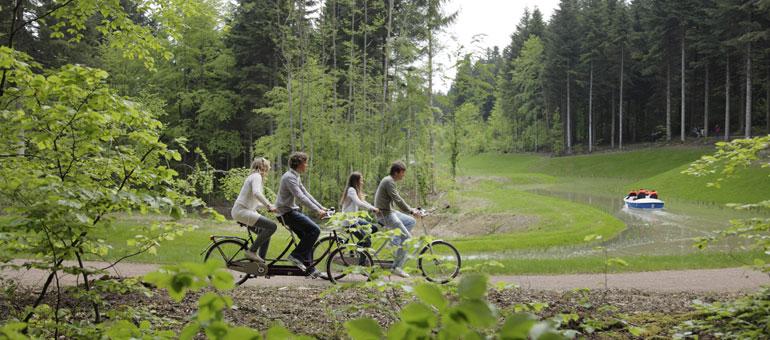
left=326, top=246, right=373, bottom=283
left=204, top=239, right=250, bottom=286
left=418, top=240, right=461, bottom=284
left=311, top=236, right=342, bottom=267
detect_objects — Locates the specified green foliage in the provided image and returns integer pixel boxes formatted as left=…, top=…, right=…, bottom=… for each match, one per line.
left=344, top=274, right=568, bottom=340
left=671, top=136, right=770, bottom=338
left=219, top=167, right=253, bottom=201
left=49, top=0, right=204, bottom=70
left=675, top=287, right=770, bottom=339
left=142, top=261, right=312, bottom=339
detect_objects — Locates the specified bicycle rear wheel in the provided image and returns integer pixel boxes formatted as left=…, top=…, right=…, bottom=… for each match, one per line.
left=326, top=246, right=373, bottom=283
left=418, top=240, right=461, bottom=284
left=204, top=239, right=250, bottom=286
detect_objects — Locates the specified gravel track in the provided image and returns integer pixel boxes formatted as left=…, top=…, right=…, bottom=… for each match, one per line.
left=3, top=260, right=767, bottom=293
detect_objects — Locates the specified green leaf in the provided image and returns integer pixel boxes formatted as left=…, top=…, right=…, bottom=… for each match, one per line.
left=452, top=300, right=496, bottom=328
left=385, top=321, right=411, bottom=340
left=400, top=302, right=437, bottom=329
left=628, top=326, right=646, bottom=337
left=179, top=322, right=201, bottom=340
left=500, top=313, right=537, bottom=340
left=529, top=322, right=565, bottom=340
left=105, top=320, right=140, bottom=339
left=414, top=283, right=448, bottom=311
left=266, top=325, right=295, bottom=339
left=458, top=273, right=488, bottom=300
left=225, top=327, right=262, bottom=340
left=211, top=269, right=235, bottom=290
left=345, top=318, right=383, bottom=340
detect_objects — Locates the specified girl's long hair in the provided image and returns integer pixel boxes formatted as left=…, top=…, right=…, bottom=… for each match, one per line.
left=339, top=172, right=364, bottom=207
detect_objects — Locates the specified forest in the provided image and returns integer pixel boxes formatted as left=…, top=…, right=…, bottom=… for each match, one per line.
left=3, top=0, right=768, bottom=204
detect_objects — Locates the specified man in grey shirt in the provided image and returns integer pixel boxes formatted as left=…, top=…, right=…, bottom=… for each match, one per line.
left=275, top=152, right=328, bottom=279
left=374, top=160, right=419, bottom=278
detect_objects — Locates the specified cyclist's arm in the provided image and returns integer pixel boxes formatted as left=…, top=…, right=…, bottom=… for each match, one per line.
left=287, top=175, right=324, bottom=212
left=348, top=187, right=376, bottom=211
left=300, top=182, right=325, bottom=210
left=386, top=180, right=413, bottom=213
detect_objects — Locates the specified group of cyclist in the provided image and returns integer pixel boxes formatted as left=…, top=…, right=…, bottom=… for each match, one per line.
left=230, top=152, right=420, bottom=279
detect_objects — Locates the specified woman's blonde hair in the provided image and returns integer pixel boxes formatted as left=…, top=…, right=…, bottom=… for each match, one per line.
left=250, top=157, right=271, bottom=174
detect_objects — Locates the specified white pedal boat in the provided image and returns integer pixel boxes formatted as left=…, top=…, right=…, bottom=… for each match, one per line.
left=624, top=197, right=664, bottom=209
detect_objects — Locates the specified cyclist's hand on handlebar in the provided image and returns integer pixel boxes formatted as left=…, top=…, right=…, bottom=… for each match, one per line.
left=411, top=209, right=421, bottom=218
left=372, top=207, right=380, bottom=214
left=317, top=209, right=327, bottom=218
left=268, top=205, right=278, bottom=213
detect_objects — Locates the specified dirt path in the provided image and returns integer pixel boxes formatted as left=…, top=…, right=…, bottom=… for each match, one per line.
left=3, top=260, right=767, bottom=293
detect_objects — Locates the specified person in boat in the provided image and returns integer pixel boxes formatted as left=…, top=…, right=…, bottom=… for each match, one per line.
left=625, top=190, right=637, bottom=200
left=636, top=189, right=648, bottom=199
left=649, top=190, right=658, bottom=199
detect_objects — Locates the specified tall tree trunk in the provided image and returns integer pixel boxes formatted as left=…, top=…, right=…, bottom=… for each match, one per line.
left=428, top=28, right=436, bottom=192
left=348, top=5, right=355, bottom=124
left=611, top=92, right=616, bottom=148
left=680, top=36, right=686, bottom=142
left=704, top=64, right=709, bottom=137
left=288, top=69, right=295, bottom=152
left=725, top=55, right=731, bottom=141
left=566, top=71, right=572, bottom=153
left=588, top=61, right=593, bottom=153
left=381, top=0, right=393, bottom=154
left=363, top=0, right=368, bottom=118
left=766, top=61, right=769, bottom=134
left=666, top=63, right=671, bottom=141
left=745, top=43, right=752, bottom=138
left=0, top=0, right=25, bottom=97
left=619, top=47, right=625, bottom=150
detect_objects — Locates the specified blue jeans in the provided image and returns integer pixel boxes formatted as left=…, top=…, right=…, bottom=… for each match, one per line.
left=377, top=211, right=416, bottom=269
left=346, top=219, right=378, bottom=248
left=281, top=210, right=320, bottom=266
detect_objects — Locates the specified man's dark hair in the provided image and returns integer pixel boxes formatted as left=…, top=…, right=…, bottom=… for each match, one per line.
left=289, top=152, right=308, bottom=170
left=389, top=160, right=407, bottom=176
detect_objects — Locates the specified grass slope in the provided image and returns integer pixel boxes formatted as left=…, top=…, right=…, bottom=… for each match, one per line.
left=461, top=145, right=769, bottom=205
left=634, top=164, right=770, bottom=205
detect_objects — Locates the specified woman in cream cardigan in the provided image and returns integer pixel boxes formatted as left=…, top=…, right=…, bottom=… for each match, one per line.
left=231, top=157, right=278, bottom=263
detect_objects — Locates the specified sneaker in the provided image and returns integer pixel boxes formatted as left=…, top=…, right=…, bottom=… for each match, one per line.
left=287, top=254, right=307, bottom=271
left=308, top=268, right=329, bottom=280
left=244, top=250, right=265, bottom=263
left=392, top=267, right=410, bottom=278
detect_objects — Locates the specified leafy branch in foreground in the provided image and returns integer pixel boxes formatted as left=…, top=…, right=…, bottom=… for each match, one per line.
left=683, top=135, right=770, bottom=272
left=677, top=136, right=770, bottom=338
left=0, top=46, right=214, bottom=330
